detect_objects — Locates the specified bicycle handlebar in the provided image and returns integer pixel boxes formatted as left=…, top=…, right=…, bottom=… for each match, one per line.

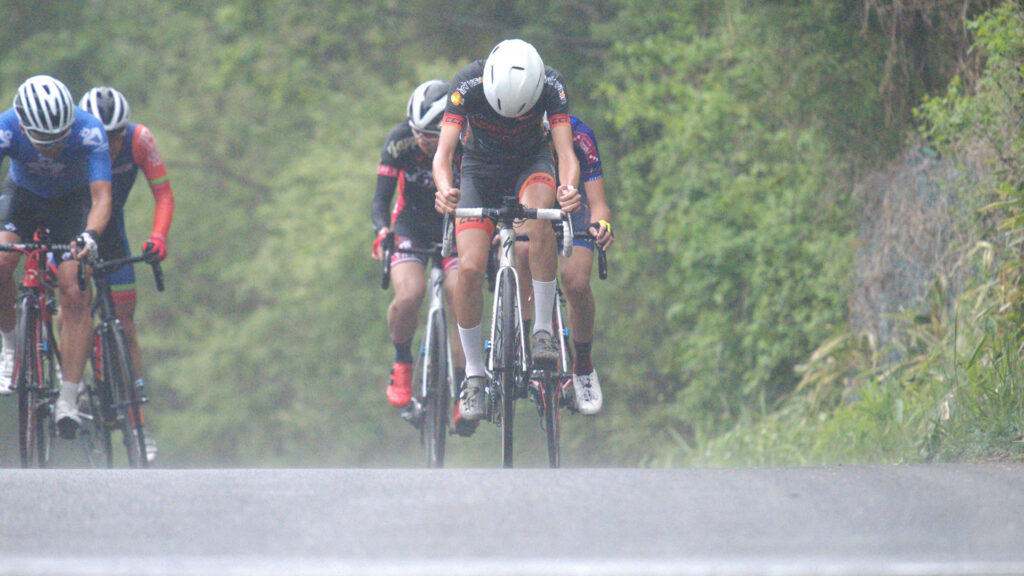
left=442, top=198, right=574, bottom=259
left=380, top=233, right=447, bottom=290
left=0, top=241, right=88, bottom=289
left=89, top=251, right=165, bottom=292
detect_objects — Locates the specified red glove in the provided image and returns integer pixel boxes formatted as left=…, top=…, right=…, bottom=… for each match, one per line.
left=142, top=234, right=167, bottom=262
left=372, top=228, right=389, bottom=258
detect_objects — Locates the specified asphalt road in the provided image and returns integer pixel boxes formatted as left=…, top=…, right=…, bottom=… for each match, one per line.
left=0, top=464, right=1022, bottom=575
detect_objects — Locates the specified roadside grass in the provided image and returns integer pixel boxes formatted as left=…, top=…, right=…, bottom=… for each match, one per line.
left=689, top=313, right=1024, bottom=467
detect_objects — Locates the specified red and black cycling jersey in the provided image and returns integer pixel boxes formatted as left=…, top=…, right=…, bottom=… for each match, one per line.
left=442, top=60, right=571, bottom=162
left=371, top=122, right=440, bottom=233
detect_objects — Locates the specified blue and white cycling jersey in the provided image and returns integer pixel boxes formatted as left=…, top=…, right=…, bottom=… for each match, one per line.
left=0, top=106, right=111, bottom=198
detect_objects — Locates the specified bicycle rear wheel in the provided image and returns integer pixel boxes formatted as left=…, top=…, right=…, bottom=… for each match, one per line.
left=84, top=330, right=114, bottom=468
left=423, top=311, right=449, bottom=468
left=496, top=273, right=520, bottom=468
left=103, top=324, right=147, bottom=468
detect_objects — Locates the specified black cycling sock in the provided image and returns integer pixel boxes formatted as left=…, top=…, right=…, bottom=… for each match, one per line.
left=573, top=340, right=593, bottom=375
left=454, top=366, right=466, bottom=385
left=394, top=341, right=414, bottom=364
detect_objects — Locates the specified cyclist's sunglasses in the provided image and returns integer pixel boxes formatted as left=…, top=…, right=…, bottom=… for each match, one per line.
left=107, top=128, right=126, bottom=141
left=412, top=127, right=441, bottom=142
left=23, top=127, right=71, bottom=149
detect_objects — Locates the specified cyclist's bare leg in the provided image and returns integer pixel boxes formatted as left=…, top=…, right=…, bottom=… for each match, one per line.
left=114, top=298, right=143, bottom=375
left=442, top=269, right=465, bottom=372
left=520, top=182, right=558, bottom=341
left=560, top=247, right=595, bottom=343
left=519, top=182, right=558, bottom=284
left=56, top=259, right=92, bottom=385
left=454, top=226, right=490, bottom=377
left=388, top=260, right=426, bottom=350
left=0, top=231, right=22, bottom=333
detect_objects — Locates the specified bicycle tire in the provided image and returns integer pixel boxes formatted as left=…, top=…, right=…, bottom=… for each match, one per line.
left=104, top=324, right=147, bottom=468
left=14, top=296, right=46, bottom=468
left=497, top=272, right=519, bottom=468
left=423, top=311, right=449, bottom=468
left=85, top=330, right=114, bottom=468
left=35, top=313, right=59, bottom=468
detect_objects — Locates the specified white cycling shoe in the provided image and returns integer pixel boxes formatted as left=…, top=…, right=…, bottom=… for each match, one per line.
left=573, top=370, right=603, bottom=415
left=56, top=397, right=82, bottom=439
left=458, top=375, right=489, bottom=421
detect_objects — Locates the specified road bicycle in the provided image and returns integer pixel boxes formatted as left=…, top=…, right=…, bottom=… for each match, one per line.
left=444, top=196, right=572, bottom=468
left=80, top=251, right=163, bottom=468
left=516, top=228, right=608, bottom=468
left=380, top=235, right=457, bottom=468
left=0, top=231, right=76, bottom=468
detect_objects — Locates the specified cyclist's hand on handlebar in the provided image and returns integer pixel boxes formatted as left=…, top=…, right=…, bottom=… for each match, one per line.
left=142, top=233, right=167, bottom=262
left=557, top=184, right=581, bottom=213
left=371, top=227, right=390, bottom=261
left=589, top=220, right=615, bottom=250
left=435, top=187, right=460, bottom=214
left=72, top=230, right=99, bottom=261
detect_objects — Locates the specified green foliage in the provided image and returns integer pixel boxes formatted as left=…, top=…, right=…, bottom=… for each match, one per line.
left=1, top=0, right=1018, bottom=467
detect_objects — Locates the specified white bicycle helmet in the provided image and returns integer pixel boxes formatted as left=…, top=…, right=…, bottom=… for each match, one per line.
left=79, top=86, right=131, bottom=133
left=483, top=39, right=545, bottom=118
left=407, top=80, right=448, bottom=134
left=13, top=75, right=75, bottom=142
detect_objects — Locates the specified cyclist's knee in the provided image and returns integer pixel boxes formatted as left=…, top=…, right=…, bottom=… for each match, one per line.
left=562, top=271, right=591, bottom=302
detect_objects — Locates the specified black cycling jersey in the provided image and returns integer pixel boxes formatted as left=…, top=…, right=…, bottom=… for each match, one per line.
left=371, top=122, right=442, bottom=234
left=442, top=61, right=571, bottom=162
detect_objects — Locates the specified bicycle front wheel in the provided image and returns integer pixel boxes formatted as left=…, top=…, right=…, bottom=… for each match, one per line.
left=496, top=273, right=520, bottom=469
left=104, top=324, right=147, bottom=468
left=14, top=297, right=50, bottom=468
left=423, top=311, right=449, bottom=468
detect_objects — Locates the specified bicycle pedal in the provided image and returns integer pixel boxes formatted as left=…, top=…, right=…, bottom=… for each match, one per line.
left=400, top=398, right=425, bottom=429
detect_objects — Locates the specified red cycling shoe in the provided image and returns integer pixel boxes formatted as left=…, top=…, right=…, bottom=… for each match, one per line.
left=386, top=362, right=413, bottom=407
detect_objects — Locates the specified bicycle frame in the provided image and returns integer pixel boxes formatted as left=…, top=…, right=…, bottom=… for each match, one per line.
left=419, top=260, right=457, bottom=427
left=489, top=224, right=528, bottom=391
left=0, top=234, right=73, bottom=468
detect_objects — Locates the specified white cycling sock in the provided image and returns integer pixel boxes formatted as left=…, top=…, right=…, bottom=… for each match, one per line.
left=458, top=324, right=486, bottom=378
left=59, top=379, right=83, bottom=404
left=532, top=279, right=556, bottom=335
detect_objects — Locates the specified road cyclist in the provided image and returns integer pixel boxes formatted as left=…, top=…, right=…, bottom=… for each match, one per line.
left=433, top=39, right=581, bottom=436
left=371, top=80, right=476, bottom=437
left=78, top=86, right=174, bottom=462
left=0, top=75, right=112, bottom=439
left=516, top=114, right=613, bottom=415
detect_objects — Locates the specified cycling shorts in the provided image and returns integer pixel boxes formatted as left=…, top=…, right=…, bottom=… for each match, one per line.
left=98, top=209, right=136, bottom=303
left=456, top=146, right=555, bottom=237
left=390, top=234, right=458, bottom=273
left=0, top=176, right=90, bottom=263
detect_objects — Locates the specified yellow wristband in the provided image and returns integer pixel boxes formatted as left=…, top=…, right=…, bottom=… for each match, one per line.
left=597, top=220, right=612, bottom=235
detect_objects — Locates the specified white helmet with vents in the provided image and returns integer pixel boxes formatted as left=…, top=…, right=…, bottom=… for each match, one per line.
left=483, top=39, right=545, bottom=118
left=407, top=80, right=448, bottom=134
left=79, top=86, right=131, bottom=133
left=13, top=75, right=75, bottom=143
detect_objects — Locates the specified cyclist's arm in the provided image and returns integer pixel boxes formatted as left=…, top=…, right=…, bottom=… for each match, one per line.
left=132, top=125, right=174, bottom=242
left=84, top=130, right=113, bottom=236
left=432, top=120, right=462, bottom=213
left=549, top=119, right=580, bottom=203
left=371, top=171, right=398, bottom=233
left=85, top=180, right=112, bottom=237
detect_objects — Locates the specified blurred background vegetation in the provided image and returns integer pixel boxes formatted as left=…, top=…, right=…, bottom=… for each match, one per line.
left=0, top=0, right=1021, bottom=467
